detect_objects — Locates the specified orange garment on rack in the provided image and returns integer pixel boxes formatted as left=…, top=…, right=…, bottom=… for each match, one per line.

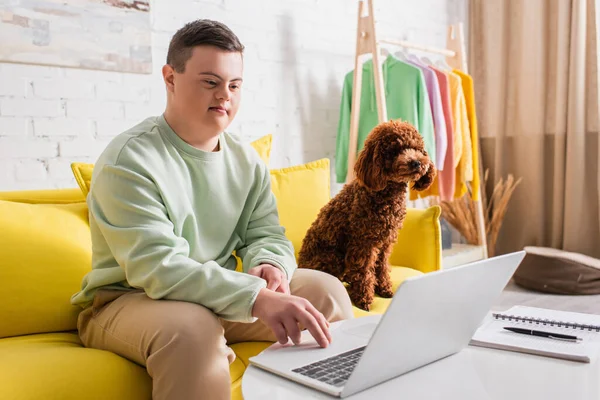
left=453, top=69, right=481, bottom=201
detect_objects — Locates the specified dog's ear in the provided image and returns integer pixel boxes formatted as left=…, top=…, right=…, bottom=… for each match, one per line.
left=412, top=159, right=436, bottom=191
left=354, top=142, right=386, bottom=191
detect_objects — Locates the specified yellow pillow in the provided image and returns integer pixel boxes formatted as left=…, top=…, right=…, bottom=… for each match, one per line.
left=0, top=201, right=92, bottom=338
left=71, top=134, right=273, bottom=196
left=269, top=158, right=331, bottom=258
left=71, top=162, right=94, bottom=197
left=249, top=134, right=272, bottom=166
left=389, top=205, right=441, bottom=273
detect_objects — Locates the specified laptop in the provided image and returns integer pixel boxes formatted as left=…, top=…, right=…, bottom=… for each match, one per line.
left=248, top=251, right=526, bottom=398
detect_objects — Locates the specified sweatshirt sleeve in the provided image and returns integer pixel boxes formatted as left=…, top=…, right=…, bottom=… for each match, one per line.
left=90, top=163, right=267, bottom=323
left=416, top=71, right=436, bottom=166
left=237, top=163, right=297, bottom=280
left=429, top=72, right=447, bottom=170
left=335, top=72, right=353, bottom=184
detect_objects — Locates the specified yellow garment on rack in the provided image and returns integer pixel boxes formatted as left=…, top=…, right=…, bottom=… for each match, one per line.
left=453, top=69, right=480, bottom=201
left=448, top=71, right=472, bottom=198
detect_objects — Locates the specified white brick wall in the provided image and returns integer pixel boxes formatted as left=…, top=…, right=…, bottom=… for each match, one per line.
left=1, top=98, right=65, bottom=118
left=0, top=137, right=58, bottom=158
left=0, top=77, right=28, bottom=97
left=0, top=0, right=467, bottom=191
left=33, top=118, right=94, bottom=137
left=0, top=117, right=29, bottom=136
left=15, top=160, right=48, bottom=182
left=33, top=79, right=95, bottom=100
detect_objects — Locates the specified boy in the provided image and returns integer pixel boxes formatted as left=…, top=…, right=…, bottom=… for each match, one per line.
left=71, top=19, right=354, bottom=400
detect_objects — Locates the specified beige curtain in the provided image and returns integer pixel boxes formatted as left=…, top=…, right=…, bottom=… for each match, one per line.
left=469, top=0, right=600, bottom=258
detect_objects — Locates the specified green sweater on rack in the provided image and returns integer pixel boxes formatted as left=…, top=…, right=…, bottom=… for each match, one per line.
left=335, top=55, right=436, bottom=183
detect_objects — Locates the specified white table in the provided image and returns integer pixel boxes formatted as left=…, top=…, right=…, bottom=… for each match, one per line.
left=242, top=323, right=600, bottom=399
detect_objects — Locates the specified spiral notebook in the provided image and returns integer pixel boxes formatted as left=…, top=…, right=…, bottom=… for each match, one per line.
left=470, top=306, right=600, bottom=363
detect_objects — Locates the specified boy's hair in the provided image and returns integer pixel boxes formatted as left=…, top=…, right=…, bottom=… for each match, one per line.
left=166, top=19, right=244, bottom=73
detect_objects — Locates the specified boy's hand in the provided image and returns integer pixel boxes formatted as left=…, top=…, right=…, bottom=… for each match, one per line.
left=252, top=288, right=332, bottom=348
left=248, top=264, right=290, bottom=294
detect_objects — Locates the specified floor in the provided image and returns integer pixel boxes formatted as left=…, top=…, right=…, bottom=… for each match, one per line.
left=492, top=280, right=600, bottom=314
left=441, top=246, right=600, bottom=315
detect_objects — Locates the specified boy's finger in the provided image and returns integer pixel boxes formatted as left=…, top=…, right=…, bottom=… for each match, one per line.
left=266, top=271, right=281, bottom=291
left=278, top=277, right=290, bottom=294
left=266, top=278, right=279, bottom=291
left=271, top=322, right=288, bottom=345
left=283, top=318, right=302, bottom=345
left=320, top=315, right=332, bottom=343
left=275, top=284, right=286, bottom=293
left=306, top=304, right=331, bottom=344
left=298, top=310, right=328, bottom=348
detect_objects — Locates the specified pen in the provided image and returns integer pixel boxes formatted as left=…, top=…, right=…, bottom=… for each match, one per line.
left=503, top=327, right=582, bottom=342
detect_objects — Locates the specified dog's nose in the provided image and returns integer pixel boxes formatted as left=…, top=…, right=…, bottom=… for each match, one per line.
left=409, top=160, right=421, bottom=170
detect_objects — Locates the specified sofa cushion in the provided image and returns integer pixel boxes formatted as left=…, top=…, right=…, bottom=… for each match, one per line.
left=0, top=201, right=91, bottom=338
left=0, top=332, right=251, bottom=400
left=0, top=188, right=85, bottom=204
left=0, top=332, right=151, bottom=400
left=230, top=341, right=274, bottom=367
left=269, top=158, right=331, bottom=258
left=351, top=266, right=424, bottom=318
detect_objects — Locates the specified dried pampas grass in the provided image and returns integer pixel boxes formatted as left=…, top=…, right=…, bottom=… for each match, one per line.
left=431, top=170, right=522, bottom=257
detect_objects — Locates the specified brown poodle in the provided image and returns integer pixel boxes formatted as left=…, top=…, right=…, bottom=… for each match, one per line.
left=298, top=120, right=436, bottom=311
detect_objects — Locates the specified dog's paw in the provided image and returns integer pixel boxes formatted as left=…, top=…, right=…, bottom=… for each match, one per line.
left=376, top=286, right=394, bottom=298
left=352, top=298, right=372, bottom=311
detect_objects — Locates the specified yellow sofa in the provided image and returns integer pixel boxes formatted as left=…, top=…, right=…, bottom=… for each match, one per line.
left=0, top=160, right=441, bottom=399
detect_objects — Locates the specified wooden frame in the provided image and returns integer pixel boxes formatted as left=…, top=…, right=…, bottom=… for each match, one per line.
left=346, top=0, right=387, bottom=182
left=346, top=0, right=488, bottom=260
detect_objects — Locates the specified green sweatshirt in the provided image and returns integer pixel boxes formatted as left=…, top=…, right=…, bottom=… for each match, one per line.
left=335, top=55, right=435, bottom=183
left=70, top=115, right=297, bottom=322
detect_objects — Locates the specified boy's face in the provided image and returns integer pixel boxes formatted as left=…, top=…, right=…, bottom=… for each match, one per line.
left=164, top=45, right=243, bottom=134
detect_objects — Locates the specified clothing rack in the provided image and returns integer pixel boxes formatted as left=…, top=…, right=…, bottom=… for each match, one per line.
left=346, top=0, right=488, bottom=262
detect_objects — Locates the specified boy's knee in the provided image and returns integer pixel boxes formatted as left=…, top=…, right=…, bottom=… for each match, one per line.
left=168, top=303, right=220, bottom=334
left=153, top=302, right=233, bottom=362
left=291, top=269, right=354, bottom=321
left=145, top=302, right=234, bottom=400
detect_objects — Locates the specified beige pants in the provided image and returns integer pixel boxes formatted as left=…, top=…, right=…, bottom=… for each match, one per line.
left=77, top=269, right=354, bottom=400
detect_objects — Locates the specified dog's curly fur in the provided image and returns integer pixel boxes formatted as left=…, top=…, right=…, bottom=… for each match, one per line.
left=298, top=120, right=436, bottom=311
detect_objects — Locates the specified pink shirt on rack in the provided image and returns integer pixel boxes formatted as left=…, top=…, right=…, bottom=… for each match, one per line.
left=405, top=55, right=447, bottom=171
left=430, top=67, right=455, bottom=201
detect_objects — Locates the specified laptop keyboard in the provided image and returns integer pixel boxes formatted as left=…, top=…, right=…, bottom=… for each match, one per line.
left=291, top=346, right=366, bottom=387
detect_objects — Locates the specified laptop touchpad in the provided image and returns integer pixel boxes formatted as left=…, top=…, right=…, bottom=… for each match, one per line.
left=342, top=322, right=378, bottom=339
